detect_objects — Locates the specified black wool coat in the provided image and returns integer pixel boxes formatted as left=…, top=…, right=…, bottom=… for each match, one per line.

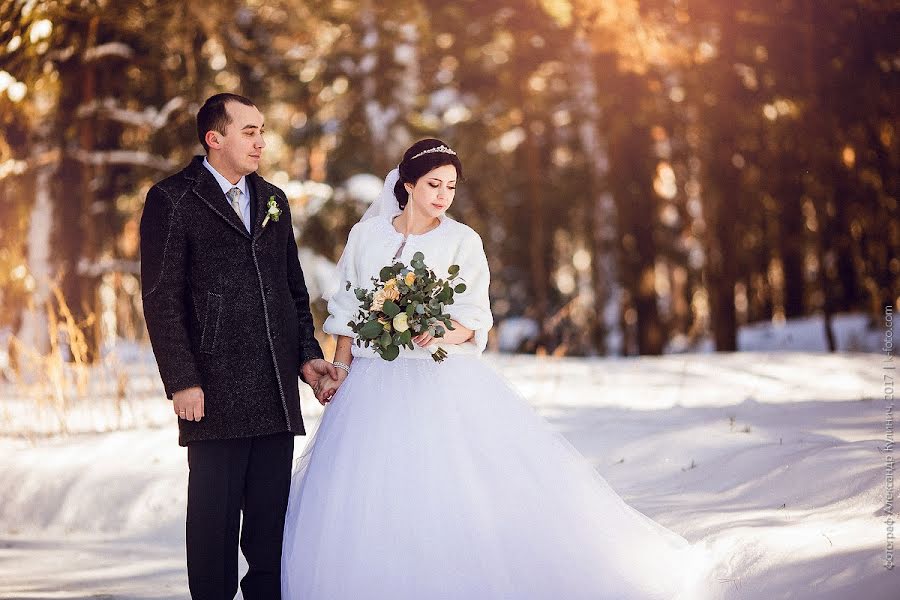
left=139, top=156, right=324, bottom=446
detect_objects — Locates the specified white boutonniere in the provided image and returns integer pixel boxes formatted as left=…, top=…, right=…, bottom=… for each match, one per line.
left=262, top=196, right=282, bottom=228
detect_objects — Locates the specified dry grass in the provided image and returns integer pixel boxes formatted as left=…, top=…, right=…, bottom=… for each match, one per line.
left=0, top=282, right=158, bottom=437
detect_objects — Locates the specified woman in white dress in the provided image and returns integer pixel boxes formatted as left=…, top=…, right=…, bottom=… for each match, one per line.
left=281, top=139, right=715, bottom=599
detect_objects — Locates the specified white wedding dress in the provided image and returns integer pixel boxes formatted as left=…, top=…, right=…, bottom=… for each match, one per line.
left=281, top=212, right=714, bottom=599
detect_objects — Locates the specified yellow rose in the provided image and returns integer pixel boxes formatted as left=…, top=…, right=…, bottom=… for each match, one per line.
left=404, top=272, right=416, bottom=286
left=384, top=285, right=400, bottom=301
left=392, top=313, right=409, bottom=333
left=384, top=278, right=397, bottom=290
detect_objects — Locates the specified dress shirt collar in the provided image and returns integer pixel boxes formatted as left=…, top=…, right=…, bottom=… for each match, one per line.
left=202, top=156, right=248, bottom=199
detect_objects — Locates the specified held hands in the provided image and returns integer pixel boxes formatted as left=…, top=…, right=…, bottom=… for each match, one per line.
left=173, top=386, right=205, bottom=421
left=301, top=359, right=339, bottom=404
left=315, top=369, right=347, bottom=406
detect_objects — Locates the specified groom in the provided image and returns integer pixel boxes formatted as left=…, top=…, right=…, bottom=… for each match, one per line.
left=140, top=93, right=336, bottom=599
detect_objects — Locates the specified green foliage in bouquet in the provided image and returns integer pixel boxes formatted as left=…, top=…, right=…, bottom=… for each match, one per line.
left=347, top=252, right=467, bottom=362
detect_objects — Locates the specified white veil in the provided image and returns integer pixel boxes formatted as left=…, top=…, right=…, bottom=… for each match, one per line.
left=359, top=166, right=402, bottom=224
left=321, top=167, right=402, bottom=301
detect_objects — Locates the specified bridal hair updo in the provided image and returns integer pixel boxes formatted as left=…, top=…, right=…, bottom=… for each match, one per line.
left=393, top=138, right=464, bottom=210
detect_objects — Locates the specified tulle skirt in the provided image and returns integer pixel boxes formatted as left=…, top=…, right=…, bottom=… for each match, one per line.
left=282, top=356, right=714, bottom=599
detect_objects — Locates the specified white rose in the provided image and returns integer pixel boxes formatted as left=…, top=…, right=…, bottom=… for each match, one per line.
left=392, top=313, right=409, bottom=333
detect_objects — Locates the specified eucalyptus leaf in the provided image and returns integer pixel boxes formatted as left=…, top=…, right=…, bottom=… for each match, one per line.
left=382, top=344, right=400, bottom=361
left=382, top=300, right=401, bottom=317
left=359, top=320, right=383, bottom=340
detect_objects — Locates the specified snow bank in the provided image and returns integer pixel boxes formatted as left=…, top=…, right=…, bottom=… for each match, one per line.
left=0, top=349, right=894, bottom=598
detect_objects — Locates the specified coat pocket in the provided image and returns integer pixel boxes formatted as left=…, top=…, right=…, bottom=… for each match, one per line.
left=200, top=292, right=222, bottom=354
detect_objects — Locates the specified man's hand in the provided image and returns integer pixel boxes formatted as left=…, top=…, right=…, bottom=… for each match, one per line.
left=301, top=359, right=338, bottom=395
left=173, top=386, right=204, bottom=421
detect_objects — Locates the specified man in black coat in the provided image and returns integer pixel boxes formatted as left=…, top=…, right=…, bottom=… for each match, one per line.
left=139, top=93, right=337, bottom=599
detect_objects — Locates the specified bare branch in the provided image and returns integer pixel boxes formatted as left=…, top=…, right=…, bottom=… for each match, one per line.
left=83, top=42, right=134, bottom=62
left=1, top=145, right=175, bottom=183
left=76, top=96, right=187, bottom=129
left=0, top=148, right=61, bottom=182
left=77, top=257, right=141, bottom=277
left=69, top=149, right=175, bottom=172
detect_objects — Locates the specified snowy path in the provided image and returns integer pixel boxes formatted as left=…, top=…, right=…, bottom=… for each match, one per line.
left=0, top=351, right=895, bottom=599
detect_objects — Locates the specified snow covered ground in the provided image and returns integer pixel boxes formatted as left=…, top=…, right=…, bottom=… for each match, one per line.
left=0, top=315, right=896, bottom=599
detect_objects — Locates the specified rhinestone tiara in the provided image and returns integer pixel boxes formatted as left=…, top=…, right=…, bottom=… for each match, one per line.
left=410, top=144, right=457, bottom=160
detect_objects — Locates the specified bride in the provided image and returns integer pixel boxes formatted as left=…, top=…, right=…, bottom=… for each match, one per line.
left=281, top=139, right=715, bottom=599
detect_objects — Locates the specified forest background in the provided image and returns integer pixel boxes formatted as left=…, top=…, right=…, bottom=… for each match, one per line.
left=0, top=0, right=896, bottom=364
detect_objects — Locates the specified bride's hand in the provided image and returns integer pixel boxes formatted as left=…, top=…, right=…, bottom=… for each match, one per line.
left=415, top=320, right=473, bottom=347
left=412, top=331, right=434, bottom=347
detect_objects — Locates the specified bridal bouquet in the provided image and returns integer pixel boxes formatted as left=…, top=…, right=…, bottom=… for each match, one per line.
left=346, top=252, right=466, bottom=362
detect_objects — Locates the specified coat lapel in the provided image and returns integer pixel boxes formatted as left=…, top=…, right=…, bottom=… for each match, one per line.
left=186, top=157, right=251, bottom=240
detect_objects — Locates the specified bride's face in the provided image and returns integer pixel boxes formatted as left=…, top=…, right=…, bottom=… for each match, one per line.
left=404, top=164, right=458, bottom=219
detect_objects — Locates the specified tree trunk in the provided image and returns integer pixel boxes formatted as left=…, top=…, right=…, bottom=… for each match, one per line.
left=803, top=0, right=836, bottom=351
left=55, top=15, right=102, bottom=363
left=514, top=61, right=549, bottom=345
left=572, top=35, right=623, bottom=355
left=702, top=6, right=741, bottom=351
left=608, top=75, right=664, bottom=355
left=18, top=165, right=53, bottom=354
left=830, top=175, right=862, bottom=312
left=775, top=164, right=806, bottom=319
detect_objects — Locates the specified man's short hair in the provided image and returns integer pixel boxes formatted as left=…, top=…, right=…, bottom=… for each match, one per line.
left=196, top=93, right=257, bottom=152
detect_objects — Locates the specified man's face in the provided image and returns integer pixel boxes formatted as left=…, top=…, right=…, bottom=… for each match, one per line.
left=209, top=101, right=266, bottom=178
